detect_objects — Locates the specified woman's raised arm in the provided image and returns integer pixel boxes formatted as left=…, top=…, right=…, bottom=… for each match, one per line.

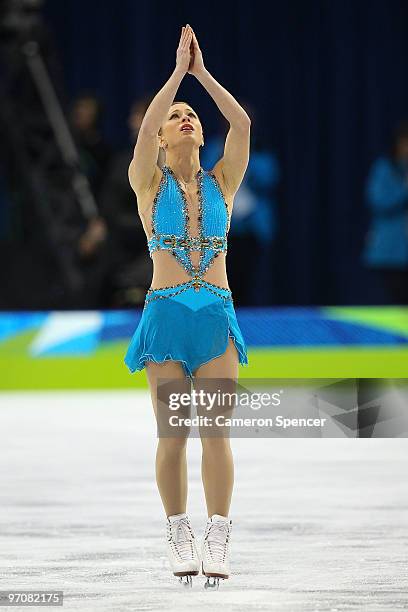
left=129, top=25, right=193, bottom=196
left=189, top=28, right=251, bottom=196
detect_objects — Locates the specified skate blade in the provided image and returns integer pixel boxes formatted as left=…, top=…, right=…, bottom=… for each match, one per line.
left=204, top=576, right=225, bottom=590
left=177, top=573, right=195, bottom=588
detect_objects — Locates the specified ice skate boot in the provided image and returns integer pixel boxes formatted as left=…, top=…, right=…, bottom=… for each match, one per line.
left=166, top=512, right=200, bottom=587
left=201, top=513, right=232, bottom=589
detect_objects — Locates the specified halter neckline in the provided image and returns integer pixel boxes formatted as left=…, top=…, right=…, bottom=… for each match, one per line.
left=163, top=164, right=203, bottom=183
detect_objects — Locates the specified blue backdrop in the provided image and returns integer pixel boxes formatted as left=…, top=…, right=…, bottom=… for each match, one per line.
left=43, top=0, right=408, bottom=305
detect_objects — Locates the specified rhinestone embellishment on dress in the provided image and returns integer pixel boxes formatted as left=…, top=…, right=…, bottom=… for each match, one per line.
left=147, top=164, right=229, bottom=292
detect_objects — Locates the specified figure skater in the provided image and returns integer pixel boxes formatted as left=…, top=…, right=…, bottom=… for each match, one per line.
left=124, top=24, right=250, bottom=588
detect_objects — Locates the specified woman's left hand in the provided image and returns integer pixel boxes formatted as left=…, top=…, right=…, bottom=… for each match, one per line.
left=187, top=29, right=205, bottom=76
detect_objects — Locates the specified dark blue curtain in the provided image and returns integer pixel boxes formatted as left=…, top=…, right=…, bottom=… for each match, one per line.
left=43, top=0, right=408, bottom=305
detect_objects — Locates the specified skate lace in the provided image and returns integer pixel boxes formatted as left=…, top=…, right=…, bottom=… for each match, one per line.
left=206, top=521, right=230, bottom=562
left=169, top=517, right=194, bottom=560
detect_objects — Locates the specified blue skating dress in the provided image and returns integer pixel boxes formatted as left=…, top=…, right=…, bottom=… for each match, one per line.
left=124, top=164, right=248, bottom=380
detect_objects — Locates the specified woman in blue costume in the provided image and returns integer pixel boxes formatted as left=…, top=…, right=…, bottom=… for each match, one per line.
left=124, top=24, right=250, bottom=587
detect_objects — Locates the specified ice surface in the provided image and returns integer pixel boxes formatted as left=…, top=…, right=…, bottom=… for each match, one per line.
left=0, top=390, right=407, bottom=611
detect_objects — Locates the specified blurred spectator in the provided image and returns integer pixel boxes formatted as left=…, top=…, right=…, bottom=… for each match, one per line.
left=201, top=101, right=280, bottom=305
left=362, top=120, right=408, bottom=304
left=64, top=93, right=113, bottom=307
left=70, top=92, right=112, bottom=201
left=98, top=94, right=155, bottom=307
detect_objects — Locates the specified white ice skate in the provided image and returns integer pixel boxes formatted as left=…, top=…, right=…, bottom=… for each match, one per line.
left=166, top=512, right=200, bottom=587
left=201, top=514, right=232, bottom=589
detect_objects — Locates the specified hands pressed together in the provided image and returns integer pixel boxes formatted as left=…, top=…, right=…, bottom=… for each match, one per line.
left=176, top=24, right=205, bottom=77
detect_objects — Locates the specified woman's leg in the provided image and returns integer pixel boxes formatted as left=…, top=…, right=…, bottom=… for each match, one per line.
left=193, top=338, right=239, bottom=517
left=146, top=360, right=192, bottom=517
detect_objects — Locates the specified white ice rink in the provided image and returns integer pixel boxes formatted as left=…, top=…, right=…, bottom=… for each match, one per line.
left=0, top=390, right=407, bottom=611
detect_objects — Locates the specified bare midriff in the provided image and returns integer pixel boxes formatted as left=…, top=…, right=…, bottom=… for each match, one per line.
left=150, top=250, right=229, bottom=289
left=137, top=166, right=232, bottom=291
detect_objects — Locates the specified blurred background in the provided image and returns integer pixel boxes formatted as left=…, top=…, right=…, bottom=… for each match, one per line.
left=1, top=0, right=408, bottom=388
left=1, top=6, right=406, bottom=607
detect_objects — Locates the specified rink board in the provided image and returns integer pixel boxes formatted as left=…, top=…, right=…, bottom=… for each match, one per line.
left=0, top=307, right=407, bottom=389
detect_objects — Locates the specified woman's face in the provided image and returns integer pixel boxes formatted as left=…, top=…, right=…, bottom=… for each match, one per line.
left=71, top=97, right=99, bottom=132
left=158, top=104, right=204, bottom=151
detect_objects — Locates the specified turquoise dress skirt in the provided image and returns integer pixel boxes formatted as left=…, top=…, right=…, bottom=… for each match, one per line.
left=124, top=279, right=248, bottom=380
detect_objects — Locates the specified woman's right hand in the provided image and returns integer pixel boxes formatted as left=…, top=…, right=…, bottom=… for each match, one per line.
left=176, top=24, right=193, bottom=75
